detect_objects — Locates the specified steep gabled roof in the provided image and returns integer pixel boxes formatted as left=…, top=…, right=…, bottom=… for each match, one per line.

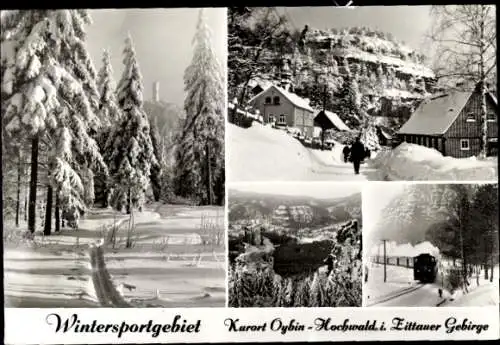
left=399, top=88, right=498, bottom=136
left=248, top=84, right=314, bottom=112
left=314, top=110, right=351, bottom=131
left=398, top=91, right=471, bottom=135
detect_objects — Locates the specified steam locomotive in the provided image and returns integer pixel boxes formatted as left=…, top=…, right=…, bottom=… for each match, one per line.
left=413, top=253, right=438, bottom=283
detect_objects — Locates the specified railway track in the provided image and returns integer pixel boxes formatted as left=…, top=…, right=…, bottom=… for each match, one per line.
left=365, top=283, right=425, bottom=307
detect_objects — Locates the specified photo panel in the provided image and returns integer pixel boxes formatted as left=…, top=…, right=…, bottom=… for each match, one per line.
left=227, top=182, right=362, bottom=307
left=2, top=7, right=227, bottom=309
left=227, top=6, right=497, bottom=183
left=363, top=182, right=499, bottom=308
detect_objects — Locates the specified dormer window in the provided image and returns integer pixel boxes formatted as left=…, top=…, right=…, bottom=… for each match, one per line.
left=466, top=113, right=476, bottom=122
left=273, top=96, right=280, bottom=105
left=265, top=97, right=271, bottom=104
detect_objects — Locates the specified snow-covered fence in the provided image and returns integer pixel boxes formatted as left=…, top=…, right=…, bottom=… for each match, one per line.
left=228, top=104, right=263, bottom=127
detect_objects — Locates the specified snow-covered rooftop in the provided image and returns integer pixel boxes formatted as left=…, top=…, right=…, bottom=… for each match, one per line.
left=398, top=91, right=471, bottom=135
left=315, top=109, right=351, bottom=131
left=248, top=84, right=314, bottom=112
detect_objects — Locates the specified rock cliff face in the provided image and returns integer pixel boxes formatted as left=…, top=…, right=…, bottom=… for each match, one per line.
left=249, top=26, right=437, bottom=133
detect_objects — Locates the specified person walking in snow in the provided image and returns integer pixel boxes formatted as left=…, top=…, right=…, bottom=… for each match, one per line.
left=342, top=145, right=351, bottom=163
left=350, top=136, right=366, bottom=175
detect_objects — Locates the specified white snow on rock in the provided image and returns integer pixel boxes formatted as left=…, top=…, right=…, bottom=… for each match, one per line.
left=372, top=143, right=498, bottom=181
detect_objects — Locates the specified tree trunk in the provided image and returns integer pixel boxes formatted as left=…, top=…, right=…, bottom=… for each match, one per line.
left=126, top=187, right=131, bottom=215
left=55, top=193, right=60, bottom=233
left=43, top=184, right=53, bottom=236
left=490, top=254, right=494, bottom=282
left=0, top=103, right=3, bottom=239
left=24, top=185, right=28, bottom=221
left=484, top=237, right=489, bottom=280
left=28, top=135, right=39, bottom=233
left=479, top=5, right=488, bottom=158
left=206, top=142, right=213, bottom=205
left=15, top=152, right=22, bottom=227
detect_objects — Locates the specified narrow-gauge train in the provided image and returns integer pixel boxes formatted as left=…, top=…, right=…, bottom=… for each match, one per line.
left=413, top=253, right=438, bottom=283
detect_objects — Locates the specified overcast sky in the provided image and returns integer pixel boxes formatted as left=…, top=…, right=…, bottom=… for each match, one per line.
left=230, top=182, right=361, bottom=199
left=86, top=8, right=226, bottom=107
left=277, top=6, right=434, bottom=58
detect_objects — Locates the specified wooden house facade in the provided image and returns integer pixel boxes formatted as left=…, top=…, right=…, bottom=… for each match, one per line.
left=397, top=88, right=498, bottom=158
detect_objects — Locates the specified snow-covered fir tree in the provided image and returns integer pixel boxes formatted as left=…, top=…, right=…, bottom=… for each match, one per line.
left=97, top=49, right=122, bottom=130
left=96, top=49, right=122, bottom=207
left=108, top=34, right=156, bottom=213
left=175, top=9, right=225, bottom=205
left=2, top=10, right=105, bottom=233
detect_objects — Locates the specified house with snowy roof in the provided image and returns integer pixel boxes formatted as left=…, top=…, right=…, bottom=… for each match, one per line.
left=314, top=109, right=351, bottom=133
left=248, top=84, right=315, bottom=137
left=397, top=86, right=498, bottom=158
left=247, top=78, right=274, bottom=98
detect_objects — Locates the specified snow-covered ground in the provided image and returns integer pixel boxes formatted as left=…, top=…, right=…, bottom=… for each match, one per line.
left=371, top=143, right=498, bottom=181
left=3, top=204, right=225, bottom=308
left=103, top=205, right=225, bottom=307
left=228, top=123, right=381, bottom=181
left=364, top=263, right=423, bottom=307
left=442, top=265, right=499, bottom=307
left=364, top=262, right=499, bottom=307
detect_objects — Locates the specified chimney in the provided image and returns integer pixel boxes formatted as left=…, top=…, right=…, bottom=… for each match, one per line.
left=153, top=81, right=160, bottom=102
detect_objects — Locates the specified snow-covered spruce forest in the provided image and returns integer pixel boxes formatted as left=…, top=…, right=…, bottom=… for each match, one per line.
left=1, top=10, right=225, bottom=237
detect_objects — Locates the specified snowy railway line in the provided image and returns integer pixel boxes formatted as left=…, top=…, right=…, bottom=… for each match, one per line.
left=365, top=283, right=424, bottom=307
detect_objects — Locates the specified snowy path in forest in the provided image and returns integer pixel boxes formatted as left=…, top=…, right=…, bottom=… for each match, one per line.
left=4, top=204, right=225, bottom=308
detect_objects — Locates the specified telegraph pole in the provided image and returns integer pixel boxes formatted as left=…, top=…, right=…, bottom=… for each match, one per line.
left=383, top=239, right=387, bottom=283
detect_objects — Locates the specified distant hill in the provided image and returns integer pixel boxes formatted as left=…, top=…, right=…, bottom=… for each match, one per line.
left=370, top=184, right=473, bottom=245
left=228, top=189, right=361, bottom=229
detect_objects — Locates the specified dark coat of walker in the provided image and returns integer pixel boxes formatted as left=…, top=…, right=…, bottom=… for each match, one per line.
left=350, top=137, right=365, bottom=175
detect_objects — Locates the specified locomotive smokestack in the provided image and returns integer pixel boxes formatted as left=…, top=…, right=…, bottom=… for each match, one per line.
left=153, top=81, right=160, bottom=102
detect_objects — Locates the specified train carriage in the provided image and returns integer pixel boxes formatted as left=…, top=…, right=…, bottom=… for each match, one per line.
left=413, top=253, right=438, bottom=283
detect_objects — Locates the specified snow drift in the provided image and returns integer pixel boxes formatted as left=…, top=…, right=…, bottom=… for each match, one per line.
left=371, top=143, right=498, bottom=181
left=228, top=123, right=311, bottom=181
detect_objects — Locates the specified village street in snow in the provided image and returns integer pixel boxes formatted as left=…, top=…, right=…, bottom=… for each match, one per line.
left=227, top=7, right=497, bottom=182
